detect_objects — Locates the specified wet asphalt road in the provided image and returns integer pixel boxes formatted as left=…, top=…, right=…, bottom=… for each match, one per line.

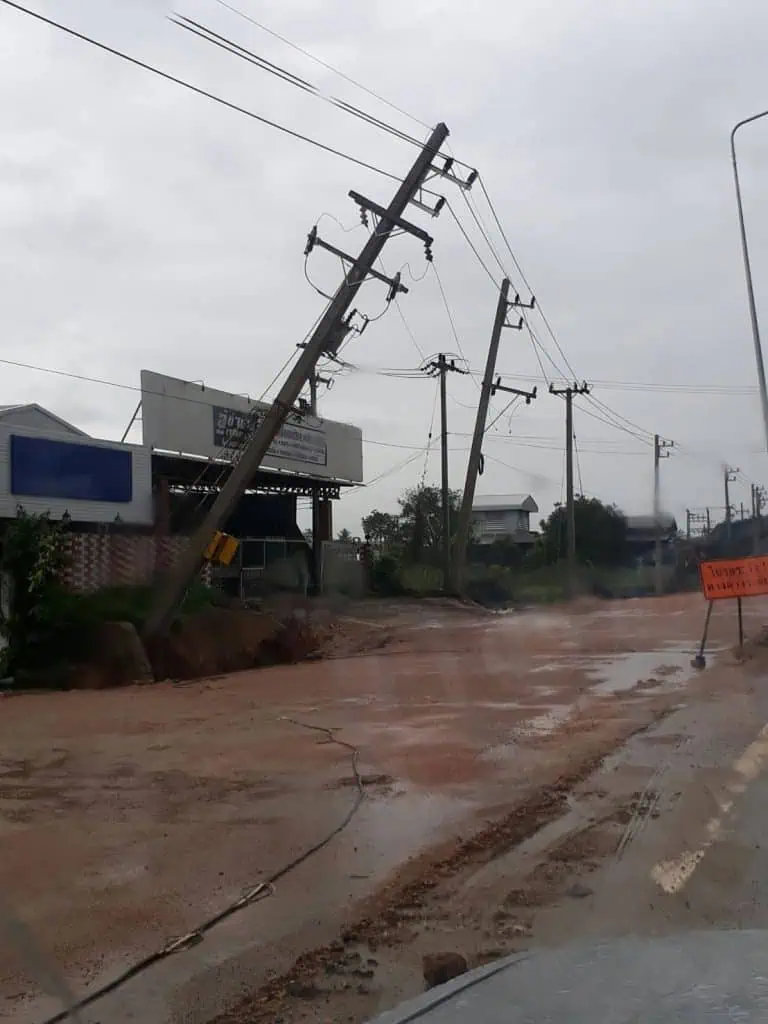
left=6, top=594, right=768, bottom=1024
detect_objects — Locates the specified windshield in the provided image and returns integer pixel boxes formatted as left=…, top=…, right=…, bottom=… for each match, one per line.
left=1, top=2, right=766, bottom=1024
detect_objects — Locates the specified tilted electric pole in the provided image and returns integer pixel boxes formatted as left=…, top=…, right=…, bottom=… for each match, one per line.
left=653, top=434, right=674, bottom=595
left=424, top=354, right=468, bottom=591
left=452, top=280, right=537, bottom=593
left=549, top=382, right=590, bottom=596
left=144, top=122, right=452, bottom=637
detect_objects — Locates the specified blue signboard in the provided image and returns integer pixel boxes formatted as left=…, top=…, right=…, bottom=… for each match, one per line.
left=10, top=435, right=133, bottom=503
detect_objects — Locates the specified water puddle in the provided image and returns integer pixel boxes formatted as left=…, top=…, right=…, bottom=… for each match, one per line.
left=521, top=706, right=573, bottom=735
left=530, top=645, right=718, bottom=698
left=585, top=650, right=696, bottom=695
left=480, top=705, right=573, bottom=763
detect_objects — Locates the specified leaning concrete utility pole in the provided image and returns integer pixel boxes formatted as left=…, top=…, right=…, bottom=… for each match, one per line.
left=549, top=382, right=590, bottom=596
left=653, top=434, right=673, bottom=595
left=144, top=122, right=451, bottom=638
left=452, top=282, right=538, bottom=593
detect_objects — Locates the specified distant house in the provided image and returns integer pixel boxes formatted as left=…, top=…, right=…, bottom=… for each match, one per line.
left=625, top=513, right=678, bottom=561
left=471, top=494, right=539, bottom=546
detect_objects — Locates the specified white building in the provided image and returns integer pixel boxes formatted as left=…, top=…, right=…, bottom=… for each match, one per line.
left=471, top=494, right=539, bottom=545
left=0, top=403, right=153, bottom=525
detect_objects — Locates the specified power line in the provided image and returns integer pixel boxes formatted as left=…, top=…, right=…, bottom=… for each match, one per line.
left=377, top=258, right=425, bottom=362
left=475, top=172, right=578, bottom=379
left=574, top=430, right=584, bottom=495
left=430, top=259, right=474, bottom=378
left=0, top=0, right=405, bottom=183
left=575, top=400, right=653, bottom=446
left=484, top=395, right=522, bottom=434
left=421, top=377, right=440, bottom=486
left=458, top=433, right=648, bottom=456
left=257, top=305, right=330, bottom=400
left=483, top=452, right=561, bottom=488
left=212, top=0, right=434, bottom=132
left=443, top=200, right=500, bottom=287
left=360, top=449, right=423, bottom=488
left=171, top=14, right=427, bottom=151
left=460, top=188, right=508, bottom=280
left=586, top=393, right=655, bottom=442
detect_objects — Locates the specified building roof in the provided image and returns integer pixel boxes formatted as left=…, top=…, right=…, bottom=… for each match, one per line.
left=626, top=513, right=677, bottom=532
left=0, top=403, right=89, bottom=437
left=472, top=494, right=538, bottom=513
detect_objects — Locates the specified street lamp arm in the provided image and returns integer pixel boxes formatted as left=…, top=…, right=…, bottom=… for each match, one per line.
left=732, top=109, right=768, bottom=148
left=730, top=109, right=768, bottom=452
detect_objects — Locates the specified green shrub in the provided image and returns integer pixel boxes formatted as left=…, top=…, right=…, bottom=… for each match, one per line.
left=370, top=554, right=405, bottom=595
left=0, top=509, right=217, bottom=684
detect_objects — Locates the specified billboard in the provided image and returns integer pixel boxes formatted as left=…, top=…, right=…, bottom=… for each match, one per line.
left=141, top=370, right=363, bottom=484
left=212, top=405, right=327, bottom=467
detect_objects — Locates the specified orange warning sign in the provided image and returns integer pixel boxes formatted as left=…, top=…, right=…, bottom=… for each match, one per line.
left=699, top=555, right=768, bottom=600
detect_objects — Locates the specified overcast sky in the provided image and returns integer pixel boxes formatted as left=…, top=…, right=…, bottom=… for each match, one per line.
left=2, top=0, right=768, bottom=534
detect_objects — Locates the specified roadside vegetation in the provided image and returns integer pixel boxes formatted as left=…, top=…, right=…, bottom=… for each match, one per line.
left=363, top=486, right=679, bottom=606
left=0, top=510, right=214, bottom=686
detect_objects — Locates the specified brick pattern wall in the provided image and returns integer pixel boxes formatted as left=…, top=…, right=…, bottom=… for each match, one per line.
left=61, top=533, right=196, bottom=593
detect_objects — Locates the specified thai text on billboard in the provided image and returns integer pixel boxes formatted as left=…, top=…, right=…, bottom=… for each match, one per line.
left=212, top=406, right=327, bottom=467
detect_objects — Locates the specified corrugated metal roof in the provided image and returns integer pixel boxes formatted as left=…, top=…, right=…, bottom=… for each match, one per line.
left=472, top=494, right=538, bottom=512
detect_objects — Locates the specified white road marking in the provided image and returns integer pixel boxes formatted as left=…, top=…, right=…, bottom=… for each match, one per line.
left=651, top=723, right=768, bottom=894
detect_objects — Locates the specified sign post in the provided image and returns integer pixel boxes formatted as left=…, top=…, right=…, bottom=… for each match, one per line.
left=694, top=554, right=768, bottom=667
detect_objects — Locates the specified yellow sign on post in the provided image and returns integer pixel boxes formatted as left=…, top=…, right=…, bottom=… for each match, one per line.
left=203, top=531, right=239, bottom=566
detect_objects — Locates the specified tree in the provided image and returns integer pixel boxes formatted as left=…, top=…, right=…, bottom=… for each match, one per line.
left=361, top=509, right=401, bottom=547
left=337, top=527, right=353, bottom=543
left=398, top=485, right=459, bottom=562
left=539, top=496, right=628, bottom=566
left=362, top=485, right=462, bottom=564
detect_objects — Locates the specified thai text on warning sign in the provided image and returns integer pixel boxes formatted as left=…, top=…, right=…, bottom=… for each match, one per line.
left=699, top=555, right=768, bottom=600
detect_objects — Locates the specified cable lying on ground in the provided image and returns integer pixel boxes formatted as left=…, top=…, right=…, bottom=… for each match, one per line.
left=39, top=719, right=365, bottom=1024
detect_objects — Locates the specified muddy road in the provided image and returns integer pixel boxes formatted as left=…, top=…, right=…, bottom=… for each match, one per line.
left=1, top=593, right=766, bottom=1023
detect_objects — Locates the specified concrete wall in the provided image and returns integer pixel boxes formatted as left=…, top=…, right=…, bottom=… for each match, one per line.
left=61, top=532, right=202, bottom=592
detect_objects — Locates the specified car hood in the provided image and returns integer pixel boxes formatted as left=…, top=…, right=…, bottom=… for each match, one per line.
left=367, top=930, right=768, bottom=1023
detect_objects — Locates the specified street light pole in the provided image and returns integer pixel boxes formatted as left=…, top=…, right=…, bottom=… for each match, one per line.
left=731, top=111, right=768, bottom=451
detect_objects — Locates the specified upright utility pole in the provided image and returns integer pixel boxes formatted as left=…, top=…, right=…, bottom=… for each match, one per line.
left=549, top=382, right=591, bottom=595
left=144, top=122, right=451, bottom=637
left=653, top=434, right=674, bottom=595
left=425, top=354, right=468, bottom=591
left=753, top=484, right=766, bottom=553
left=439, top=355, right=450, bottom=590
left=309, top=370, right=332, bottom=591
left=724, top=466, right=739, bottom=543
left=452, top=280, right=536, bottom=592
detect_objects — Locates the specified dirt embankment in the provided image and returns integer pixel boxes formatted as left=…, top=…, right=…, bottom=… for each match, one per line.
left=73, top=608, right=334, bottom=689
